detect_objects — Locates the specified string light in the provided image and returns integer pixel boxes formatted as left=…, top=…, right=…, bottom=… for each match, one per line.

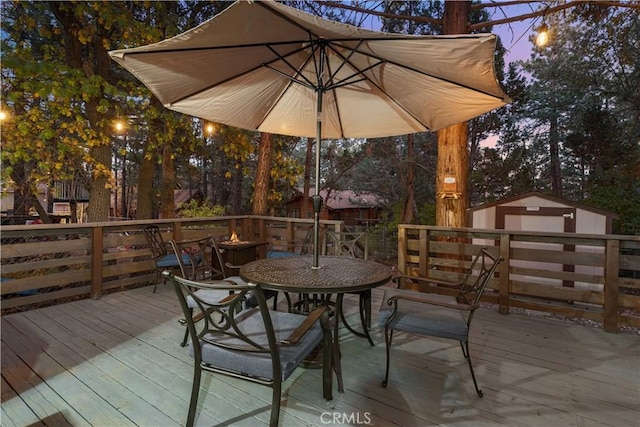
left=536, top=21, right=549, bottom=47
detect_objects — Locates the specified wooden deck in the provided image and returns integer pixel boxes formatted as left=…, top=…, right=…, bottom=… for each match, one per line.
left=2, top=284, right=638, bottom=427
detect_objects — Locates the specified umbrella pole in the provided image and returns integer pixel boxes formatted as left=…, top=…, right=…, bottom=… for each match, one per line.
left=312, top=93, right=323, bottom=269
left=312, top=44, right=326, bottom=269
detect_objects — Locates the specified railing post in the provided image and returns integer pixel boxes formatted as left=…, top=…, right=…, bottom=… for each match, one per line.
left=397, top=226, right=407, bottom=290
left=498, top=233, right=510, bottom=315
left=244, top=217, right=254, bottom=241
left=419, top=228, right=428, bottom=277
left=91, top=226, right=104, bottom=299
left=172, top=221, right=183, bottom=241
left=604, top=239, right=620, bottom=332
left=256, top=218, right=267, bottom=258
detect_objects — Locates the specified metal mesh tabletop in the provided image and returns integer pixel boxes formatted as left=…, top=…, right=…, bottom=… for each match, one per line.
left=240, top=256, right=391, bottom=293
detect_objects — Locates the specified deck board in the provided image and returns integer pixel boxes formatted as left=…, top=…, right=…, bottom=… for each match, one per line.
left=2, top=284, right=638, bottom=427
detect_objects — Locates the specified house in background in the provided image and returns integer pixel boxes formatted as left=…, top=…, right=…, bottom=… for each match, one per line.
left=285, top=189, right=385, bottom=227
left=1, top=182, right=89, bottom=224
left=468, top=191, right=618, bottom=291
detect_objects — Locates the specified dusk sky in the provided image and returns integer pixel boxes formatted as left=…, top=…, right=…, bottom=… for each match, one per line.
left=491, top=2, right=543, bottom=66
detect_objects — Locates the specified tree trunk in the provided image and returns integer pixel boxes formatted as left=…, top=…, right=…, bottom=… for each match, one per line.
left=160, top=143, right=176, bottom=218
left=29, top=191, right=50, bottom=223
left=230, top=164, right=243, bottom=215
left=549, top=114, right=562, bottom=196
left=10, top=131, right=30, bottom=223
left=51, top=2, right=112, bottom=222
left=136, top=148, right=155, bottom=219
left=436, top=0, right=471, bottom=228
left=252, top=132, right=272, bottom=215
left=137, top=100, right=165, bottom=219
left=401, top=134, right=416, bottom=224
left=436, top=123, right=468, bottom=227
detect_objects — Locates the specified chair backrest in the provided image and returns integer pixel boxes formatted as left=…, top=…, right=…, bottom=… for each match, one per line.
left=169, top=272, right=277, bottom=356
left=169, top=237, right=212, bottom=280
left=456, top=248, right=502, bottom=306
left=299, top=226, right=316, bottom=255
left=208, top=237, right=233, bottom=279
left=323, top=229, right=368, bottom=259
left=144, top=225, right=169, bottom=258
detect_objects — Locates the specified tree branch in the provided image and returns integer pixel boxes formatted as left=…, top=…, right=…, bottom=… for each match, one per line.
left=315, top=0, right=441, bottom=25
left=317, top=1, right=640, bottom=32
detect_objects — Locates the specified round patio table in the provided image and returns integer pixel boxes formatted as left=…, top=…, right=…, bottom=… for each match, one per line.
left=240, top=255, right=392, bottom=392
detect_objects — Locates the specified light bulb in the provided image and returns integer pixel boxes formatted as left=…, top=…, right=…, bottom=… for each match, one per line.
left=536, top=23, right=549, bottom=47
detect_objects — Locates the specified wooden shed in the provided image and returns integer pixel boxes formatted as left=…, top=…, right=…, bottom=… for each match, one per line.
left=468, top=192, right=618, bottom=291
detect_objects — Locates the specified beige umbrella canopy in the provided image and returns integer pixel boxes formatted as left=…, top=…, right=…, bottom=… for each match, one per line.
left=109, top=0, right=509, bottom=267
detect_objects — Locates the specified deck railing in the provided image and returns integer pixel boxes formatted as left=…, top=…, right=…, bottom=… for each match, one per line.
left=0, top=216, right=343, bottom=312
left=396, top=225, right=640, bottom=332
left=2, top=219, right=638, bottom=333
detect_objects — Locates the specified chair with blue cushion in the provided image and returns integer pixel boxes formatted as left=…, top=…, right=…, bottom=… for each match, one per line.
left=144, top=225, right=199, bottom=293
left=379, top=248, right=502, bottom=397
left=167, top=272, right=333, bottom=427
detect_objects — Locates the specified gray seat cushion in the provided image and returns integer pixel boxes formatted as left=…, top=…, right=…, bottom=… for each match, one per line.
left=185, top=276, right=246, bottom=308
left=193, top=309, right=323, bottom=381
left=379, top=288, right=468, bottom=342
left=186, top=289, right=230, bottom=308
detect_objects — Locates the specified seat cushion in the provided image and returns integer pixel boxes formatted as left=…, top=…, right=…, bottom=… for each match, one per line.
left=194, top=309, right=324, bottom=381
left=186, top=289, right=231, bottom=308
left=267, top=250, right=300, bottom=258
left=378, top=288, right=469, bottom=342
left=156, top=253, right=202, bottom=268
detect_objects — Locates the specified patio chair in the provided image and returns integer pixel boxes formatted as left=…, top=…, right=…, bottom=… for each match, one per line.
left=379, top=248, right=502, bottom=397
left=324, top=229, right=374, bottom=345
left=170, top=237, right=234, bottom=347
left=170, top=237, right=280, bottom=347
left=208, top=237, right=280, bottom=311
left=167, top=272, right=333, bottom=427
left=144, top=225, right=197, bottom=293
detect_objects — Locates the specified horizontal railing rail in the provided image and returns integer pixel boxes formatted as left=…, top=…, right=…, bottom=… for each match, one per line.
left=396, top=225, right=640, bottom=333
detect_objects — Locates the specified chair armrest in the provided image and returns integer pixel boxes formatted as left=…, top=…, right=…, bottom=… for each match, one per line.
left=393, top=274, right=461, bottom=289
left=388, top=293, right=478, bottom=311
left=279, top=306, right=327, bottom=345
left=179, top=292, right=241, bottom=327
left=225, top=261, right=242, bottom=270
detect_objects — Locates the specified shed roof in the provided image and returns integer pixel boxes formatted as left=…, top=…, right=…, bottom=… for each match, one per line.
left=468, top=191, right=618, bottom=218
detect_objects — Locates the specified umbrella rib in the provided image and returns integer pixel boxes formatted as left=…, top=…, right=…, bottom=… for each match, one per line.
left=264, top=44, right=317, bottom=90
left=326, top=39, right=365, bottom=88
left=325, top=41, right=433, bottom=133
left=254, top=1, right=505, bottom=99
left=168, top=42, right=316, bottom=105
left=330, top=39, right=506, bottom=101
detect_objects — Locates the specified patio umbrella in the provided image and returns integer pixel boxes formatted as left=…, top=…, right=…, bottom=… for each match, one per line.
left=109, top=0, right=510, bottom=268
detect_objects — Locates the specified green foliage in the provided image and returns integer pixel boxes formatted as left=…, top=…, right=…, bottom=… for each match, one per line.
left=176, top=199, right=225, bottom=218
